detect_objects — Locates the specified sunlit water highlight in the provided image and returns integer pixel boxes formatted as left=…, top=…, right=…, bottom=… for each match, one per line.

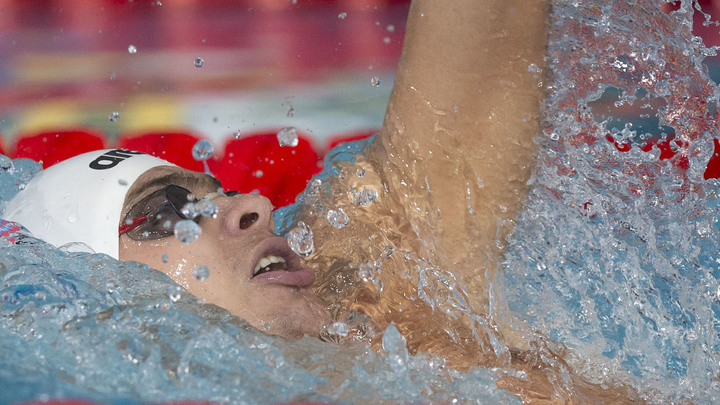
left=2, top=0, right=720, bottom=403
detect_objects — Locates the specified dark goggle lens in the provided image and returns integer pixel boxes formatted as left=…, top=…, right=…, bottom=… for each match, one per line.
left=123, top=185, right=199, bottom=240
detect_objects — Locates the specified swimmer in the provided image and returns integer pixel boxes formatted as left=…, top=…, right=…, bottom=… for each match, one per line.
left=2, top=0, right=634, bottom=402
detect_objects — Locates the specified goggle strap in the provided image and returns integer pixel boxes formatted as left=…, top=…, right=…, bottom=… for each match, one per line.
left=118, top=215, right=148, bottom=236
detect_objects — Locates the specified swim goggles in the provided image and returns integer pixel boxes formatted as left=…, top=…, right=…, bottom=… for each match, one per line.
left=119, top=184, right=238, bottom=240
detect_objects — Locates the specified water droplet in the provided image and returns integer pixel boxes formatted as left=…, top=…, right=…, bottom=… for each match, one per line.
left=127, top=44, right=137, bottom=54
left=193, top=265, right=210, bottom=281
left=358, top=262, right=374, bottom=282
left=277, top=127, right=299, bottom=147
left=118, top=178, right=128, bottom=186
left=167, top=286, right=181, bottom=302
left=174, top=220, right=201, bottom=244
left=527, top=63, right=542, bottom=73
left=194, top=198, right=218, bottom=218
left=287, top=221, right=314, bottom=257
left=327, top=208, right=349, bottom=229
left=192, top=139, right=214, bottom=161
left=110, top=71, right=116, bottom=80
left=180, top=202, right=199, bottom=219
left=353, top=188, right=378, bottom=206
left=161, top=254, right=169, bottom=263
left=254, top=170, right=263, bottom=178
left=194, top=57, right=204, bottom=68
left=108, top=111, right=119, bottom=122
left=338, top=12, right=347, bottom=19
left=327, top=322, right=349, bottom=337
left=383, top=37, right=391, bottom=44
left=67, top=215, right=77, bottom=223
left=370, top=76, right=381, bottom=87
left=386, top=24, right=395, bottom=32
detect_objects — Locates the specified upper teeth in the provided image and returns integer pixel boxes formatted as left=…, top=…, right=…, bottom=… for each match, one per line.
left=253, top=255, right=286, bottom=275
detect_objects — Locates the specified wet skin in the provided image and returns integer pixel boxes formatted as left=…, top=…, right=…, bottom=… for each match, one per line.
left=118, top=166, right=331, bottom=338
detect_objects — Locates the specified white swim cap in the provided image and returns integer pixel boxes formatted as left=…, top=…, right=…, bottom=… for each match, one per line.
left=4, top=149, right=174, bottom=259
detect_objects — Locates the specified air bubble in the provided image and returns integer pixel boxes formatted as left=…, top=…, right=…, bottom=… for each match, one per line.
left=174, top=220, right=201, bottom=244
left=327, top=208, right=349, bottom=229
left=108, top=112, right=119, bottom=122
left=327, top=322, right=349, bottom=337
left=194, top=57, right=204, bottom=68
left=371, top=77, right=381, bottom=87
left=127, top=45, right=137, bottom=54
left=353, top=188, right=378, bottom=206
left=287, top=221, right=314, bottom=257
left=277, top=127, right=299, bottom=147
left=192, top=139, right=214, bottom=161
left=193, top=265, right=210, bottom=281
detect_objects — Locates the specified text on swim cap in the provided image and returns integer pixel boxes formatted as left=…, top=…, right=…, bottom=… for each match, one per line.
left=89, top=149, right=146, bottom=170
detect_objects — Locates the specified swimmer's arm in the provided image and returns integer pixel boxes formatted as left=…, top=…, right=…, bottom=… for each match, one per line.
left=370, top=0, right=549, bottom=271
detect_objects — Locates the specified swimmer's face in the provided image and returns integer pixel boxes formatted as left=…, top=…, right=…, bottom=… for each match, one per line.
left=118, top=166, right=330, bottom=338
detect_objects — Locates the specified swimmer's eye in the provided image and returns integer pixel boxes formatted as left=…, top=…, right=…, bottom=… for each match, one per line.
left=119, top=185, right=200, bottom=240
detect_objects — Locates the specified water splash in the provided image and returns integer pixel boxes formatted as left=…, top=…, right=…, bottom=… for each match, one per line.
left=498, top=1, right=720, bottom=401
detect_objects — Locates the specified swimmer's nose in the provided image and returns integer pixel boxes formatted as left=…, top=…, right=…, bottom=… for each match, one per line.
left=222, top=193, right=274, bottom=235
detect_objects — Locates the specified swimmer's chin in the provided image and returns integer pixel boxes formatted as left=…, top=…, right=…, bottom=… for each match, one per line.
left=257, top=294, right=332, bottom=340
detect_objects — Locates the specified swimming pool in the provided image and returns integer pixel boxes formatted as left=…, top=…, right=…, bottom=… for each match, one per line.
left=3, top=0, right=720, bottom=403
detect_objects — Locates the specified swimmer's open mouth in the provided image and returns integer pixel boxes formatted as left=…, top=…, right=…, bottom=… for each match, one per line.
left=250, top=237, right=314, bottom=287
left=253, top=254, right=287, bottom=277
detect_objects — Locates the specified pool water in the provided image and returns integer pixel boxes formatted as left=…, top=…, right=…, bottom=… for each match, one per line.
left=3, top=0, right=720, bottom=403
